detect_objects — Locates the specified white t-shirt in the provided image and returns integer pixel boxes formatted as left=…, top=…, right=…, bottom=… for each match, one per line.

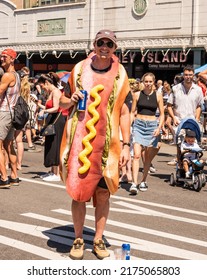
left=181, top=141, right=200, bottom=161
left=167, top=82, right=203, bottom=121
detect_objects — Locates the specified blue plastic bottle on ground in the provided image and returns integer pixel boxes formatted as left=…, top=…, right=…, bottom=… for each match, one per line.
left=122, top=243, right=130, bottom=260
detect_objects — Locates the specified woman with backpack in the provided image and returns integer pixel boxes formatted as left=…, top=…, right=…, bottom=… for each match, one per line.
left=15, top=68, right=40, bottom=170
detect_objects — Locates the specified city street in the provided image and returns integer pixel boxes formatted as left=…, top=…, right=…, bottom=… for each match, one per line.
left=0, top=141, right=207, bottom=260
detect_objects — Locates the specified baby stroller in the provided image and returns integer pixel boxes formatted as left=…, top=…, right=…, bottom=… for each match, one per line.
left=169, top=118, right=206, bottom=192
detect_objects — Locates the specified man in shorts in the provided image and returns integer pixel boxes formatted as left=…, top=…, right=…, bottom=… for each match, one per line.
left=0, top=48, right=20, bottom=187
left=60, top=29, right=130, bottom=260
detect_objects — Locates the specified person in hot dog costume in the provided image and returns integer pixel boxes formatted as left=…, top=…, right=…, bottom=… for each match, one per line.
left=60, top=30, right=130, bottom=260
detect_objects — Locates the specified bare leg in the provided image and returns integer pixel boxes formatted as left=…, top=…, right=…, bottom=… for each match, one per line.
left=4, top=139, right=18, bottom=179
left=0, top=140, right=8, bottom=181
left=132, top=143, right=142, bottom=185
left=3, top=147, right=9, bottom=170
left=38, top=119, right=44, bottom=133
left=25, top=128, right=33, bottom=148
left=141, top=146, right=159, bottom=182
left=183, top=160, right=189, bottom=172
left=71, top=200, right=86, bottom=239
left=126, top=155, right=132, bottom=181
left=15, top=130, right=24, bottom=170
left=51, top=165, right=59, bottom=176
left=31, top=128, right=37, bottom=139
left=120, top=165, right=128, bottom=182
left=94, top=187, right=110, bottom=241
left=165, top=116, right=175, bottom=140
left=120, top=140, right=127, bottom=182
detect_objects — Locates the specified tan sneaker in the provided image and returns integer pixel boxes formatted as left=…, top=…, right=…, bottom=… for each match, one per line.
left=93, top=239, right=110, bottom=259
left=69, top=238, right=84, bottom=260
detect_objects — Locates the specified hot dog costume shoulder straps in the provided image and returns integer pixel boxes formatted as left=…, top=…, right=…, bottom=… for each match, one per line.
left=60, top=53, right=129, bottom=202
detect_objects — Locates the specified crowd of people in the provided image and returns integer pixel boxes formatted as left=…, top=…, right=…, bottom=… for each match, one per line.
left=0, top=28, right=207, bottom=260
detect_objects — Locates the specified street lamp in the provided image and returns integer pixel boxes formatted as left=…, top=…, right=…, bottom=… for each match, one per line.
left=69, top=50, right=78, bottom=59
left=39, top=50, right=48, bottom=59
left=52, top=50, right=63, bottom=58
left=25, top=50, right=35, bottom=59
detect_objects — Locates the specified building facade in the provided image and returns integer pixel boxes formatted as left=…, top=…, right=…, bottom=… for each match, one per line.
left=1, top=0, right=207, bottom=82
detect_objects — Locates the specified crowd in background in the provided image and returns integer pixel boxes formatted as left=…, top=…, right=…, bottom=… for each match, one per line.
left=1, top=61, right=207, bottom=186
left=0, top=58, right=68, bottom=185
left=0, top=41, right=207, bottom=261
left=119, top=66, right=206, bottom=194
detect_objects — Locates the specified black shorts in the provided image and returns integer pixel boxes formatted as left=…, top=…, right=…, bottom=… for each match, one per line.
left=97, top=177, right=108, bottom=189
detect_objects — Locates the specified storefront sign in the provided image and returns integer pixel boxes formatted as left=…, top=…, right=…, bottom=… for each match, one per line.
left=118, top=50, right=188, bottom=64
left=148, top=63, right=186, bottom=70
left=37, top=18, right=66, bottom=36
left=142, top=51, right=187, bottom=63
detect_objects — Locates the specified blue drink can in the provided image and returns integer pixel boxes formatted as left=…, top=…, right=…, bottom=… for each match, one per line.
left=78, top=90, right=88, bottom=111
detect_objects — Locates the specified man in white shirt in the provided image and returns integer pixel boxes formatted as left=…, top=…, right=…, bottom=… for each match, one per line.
left=168, top=65, right=203, bottom=126
left=167, top=65, right=203, bottom=165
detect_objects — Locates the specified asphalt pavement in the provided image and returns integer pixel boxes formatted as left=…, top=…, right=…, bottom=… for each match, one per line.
left=0, top=139, right=207, bottom=261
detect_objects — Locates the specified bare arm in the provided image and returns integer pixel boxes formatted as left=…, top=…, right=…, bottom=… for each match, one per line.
left=119, top=103, right=130, bottom=167
left=48, top=89, right=61, bottom=113
left=0, top=73, right=15, bottom=97
left=167, top=103, right=179, bottom=126
left=195, top=89, right=203, bottom=122
left=157, top=92, right=165, bottom=129
left=39, top=89, right=62, bottom=114
left=130, top=91, right=139, bottom=124
left=195, top=106, right=201, bottom=122
left=35, top=84, right=42, bottom=95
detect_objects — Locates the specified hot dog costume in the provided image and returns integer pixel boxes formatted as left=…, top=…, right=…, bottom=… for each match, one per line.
left=60, top=52, right=129, bottom=202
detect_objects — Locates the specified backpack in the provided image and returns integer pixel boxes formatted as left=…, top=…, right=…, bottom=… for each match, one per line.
left=12, top=96, right=29, bottom=130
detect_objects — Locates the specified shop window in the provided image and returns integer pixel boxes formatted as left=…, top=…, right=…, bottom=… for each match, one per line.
left=40, top=0, right=84, bottom=5
left=40, top=0, right=56, bottom=6
left=24, top=0, right=84, bottom=8
left=59, top=0, right=77, bottom=3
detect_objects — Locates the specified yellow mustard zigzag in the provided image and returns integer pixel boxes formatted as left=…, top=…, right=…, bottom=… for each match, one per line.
left=78, top=84, right=104, bottom=174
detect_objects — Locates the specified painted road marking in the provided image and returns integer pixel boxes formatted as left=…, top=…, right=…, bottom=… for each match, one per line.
left=52, top=209, right=207, bottom=248
left=7, top=177, right=206, bottom=259
left=0, top=234, right=69, bottom=260
left=20, top=177, right=207, bottom=217
left=0, top=219, right=139, bottom=260
left=112, top=201, right=207, bottom=226
left=21, top=211, right=207, bottom=259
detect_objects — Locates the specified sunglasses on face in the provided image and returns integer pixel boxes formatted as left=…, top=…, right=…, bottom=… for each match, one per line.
left=96, top=40, right=114, bottom=48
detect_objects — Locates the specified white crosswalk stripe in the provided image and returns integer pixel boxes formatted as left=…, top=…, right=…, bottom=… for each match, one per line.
left=0, top=178, right=206, bottom=260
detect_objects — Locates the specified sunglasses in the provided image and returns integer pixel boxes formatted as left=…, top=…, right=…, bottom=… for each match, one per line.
left=96, top=40, right=114, bottom=48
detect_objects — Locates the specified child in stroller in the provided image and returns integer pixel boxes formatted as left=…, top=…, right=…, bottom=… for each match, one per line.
left=181, top=129, right=204, bottom=178
left=170, top=118, right=206, bottom=191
